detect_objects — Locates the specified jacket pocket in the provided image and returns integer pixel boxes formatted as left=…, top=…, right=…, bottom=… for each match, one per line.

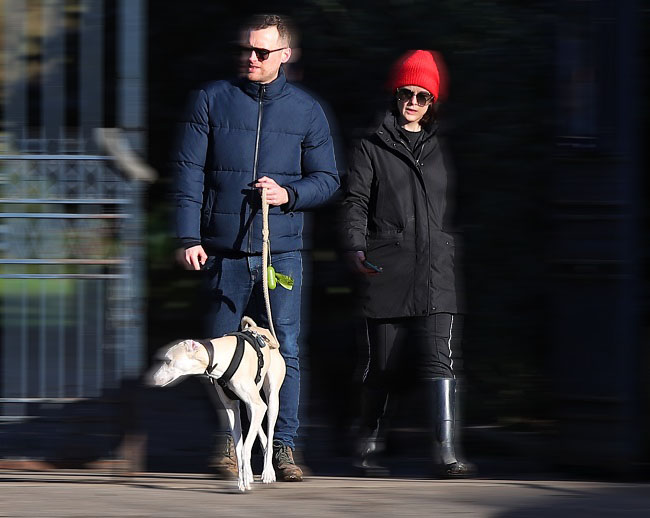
left=288, top=212, right=303, bottom=237
left=201, top=190, right=216, bottom=231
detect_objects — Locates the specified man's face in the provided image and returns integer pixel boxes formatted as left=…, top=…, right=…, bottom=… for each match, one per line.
left=240, top=26, right=291, bottom=84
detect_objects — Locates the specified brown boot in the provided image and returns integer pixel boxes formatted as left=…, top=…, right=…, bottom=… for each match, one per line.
left=272, top=440, right=304, bottom=482
left=210, top=434, right=238, bottom=479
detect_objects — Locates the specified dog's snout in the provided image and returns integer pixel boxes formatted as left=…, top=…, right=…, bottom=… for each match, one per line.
left=154, top=355, right=172, bottom=366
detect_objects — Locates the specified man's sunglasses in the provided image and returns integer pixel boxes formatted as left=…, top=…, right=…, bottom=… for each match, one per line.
left=240, top=45, right=287, bottom=62
left=395, top=88, right=434, bottom=107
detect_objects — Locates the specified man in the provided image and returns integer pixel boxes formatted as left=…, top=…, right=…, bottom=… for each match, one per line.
left=171, top=14, right=339, bottom=482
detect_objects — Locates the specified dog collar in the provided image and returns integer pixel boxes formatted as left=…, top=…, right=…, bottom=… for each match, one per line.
left=196, top=339, right=217, bottom=375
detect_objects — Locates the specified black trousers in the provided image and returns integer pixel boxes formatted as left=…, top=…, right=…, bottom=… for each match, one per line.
left=360, top=313, right=460, bottom=431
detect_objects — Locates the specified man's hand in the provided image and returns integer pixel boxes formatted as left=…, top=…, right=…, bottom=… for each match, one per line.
left=255, top=176, right=289, bottom=206
left=176, top=245, right=207, bottom=271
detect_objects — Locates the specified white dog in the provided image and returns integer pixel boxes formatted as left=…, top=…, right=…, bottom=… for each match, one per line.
left=148, top=316, right=286, bottom=492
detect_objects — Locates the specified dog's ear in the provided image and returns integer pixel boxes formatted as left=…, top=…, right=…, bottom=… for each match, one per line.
left=185, top=340, right=202, bottom=354
left=241, top=316, right=256, bottom=329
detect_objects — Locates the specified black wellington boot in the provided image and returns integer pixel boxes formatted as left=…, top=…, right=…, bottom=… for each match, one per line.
left=353, top=385, right=390, bottom=476
left=354, top=426, right=389, bottom=476
left=426, top=377, right=477, bottom=478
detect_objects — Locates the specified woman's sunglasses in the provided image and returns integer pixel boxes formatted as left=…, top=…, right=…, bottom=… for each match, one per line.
left=395, top=88, right=434, bottom=107
left=240, top=45, right=287, bottom=62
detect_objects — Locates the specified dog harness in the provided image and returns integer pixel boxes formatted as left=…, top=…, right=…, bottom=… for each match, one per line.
left=198, top=329, right=267, bottom=401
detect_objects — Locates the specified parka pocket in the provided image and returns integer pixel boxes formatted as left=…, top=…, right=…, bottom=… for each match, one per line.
left=368, top=227, right=404, bottom=240
left=431, top=231, right=457, bottom=285
left=366, top=230, right=413, bottom=274
left=367, top=230, right=403, bottom=252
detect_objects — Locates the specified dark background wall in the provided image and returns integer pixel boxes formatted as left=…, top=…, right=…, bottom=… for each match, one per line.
left=143, top=0, right=649, bottom=475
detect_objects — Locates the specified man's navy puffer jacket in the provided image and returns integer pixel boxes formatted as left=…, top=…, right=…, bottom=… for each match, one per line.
left=171, top=68, right=340, bottom=254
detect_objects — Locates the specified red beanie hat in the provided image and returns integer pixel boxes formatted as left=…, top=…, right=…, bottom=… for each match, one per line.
left=388, top=50, right=445, bottom=101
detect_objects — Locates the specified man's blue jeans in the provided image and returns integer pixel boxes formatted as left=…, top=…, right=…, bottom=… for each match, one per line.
left=202, top=251, right=302, bottom=449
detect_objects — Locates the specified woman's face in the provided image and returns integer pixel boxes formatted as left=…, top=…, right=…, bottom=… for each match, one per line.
left=395, top=85, right=433, bottom=127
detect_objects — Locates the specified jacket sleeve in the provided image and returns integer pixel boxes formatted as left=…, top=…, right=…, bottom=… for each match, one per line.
left=170, top=88, right=210, bottom=248
left=283, top=100, right=340, bottom=211
left=342, top=140, right=373, bottom=252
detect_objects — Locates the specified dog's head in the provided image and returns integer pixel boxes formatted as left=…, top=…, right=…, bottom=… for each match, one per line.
left=147, top=339, right=210, bottom=387
left=241, top=316, right=279, bottom=349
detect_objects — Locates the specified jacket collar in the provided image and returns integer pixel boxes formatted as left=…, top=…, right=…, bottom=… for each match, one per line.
left=239, top=66, right=287, bottom=100
left=376, top=110, right=438, bottom=144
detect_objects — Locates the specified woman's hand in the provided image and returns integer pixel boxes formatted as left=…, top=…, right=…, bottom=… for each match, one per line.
left=345, top=250, right=381, bottom=275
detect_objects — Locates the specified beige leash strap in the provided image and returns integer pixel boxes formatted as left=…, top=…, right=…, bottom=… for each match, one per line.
left=261, top=187, right=278, bottom=342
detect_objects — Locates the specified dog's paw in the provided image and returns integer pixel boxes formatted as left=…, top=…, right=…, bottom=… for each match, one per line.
left=237, top=477, right=252, bottom=492
left=261, top=468, right=276, bottom=484
left=241, top=467, right=253, bottom=490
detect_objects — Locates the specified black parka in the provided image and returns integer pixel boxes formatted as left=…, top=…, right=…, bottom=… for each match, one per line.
left=343, top=111, right=459, bottom=318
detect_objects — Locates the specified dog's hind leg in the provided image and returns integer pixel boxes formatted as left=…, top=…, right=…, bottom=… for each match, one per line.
left=215, top=387, right=246, bottom=491
left=257, top=427, right=268, bottom=451
left=261, top=373, right=281, bottom=484
left=261, top=384, right=278, bottom=483
left=237, top=382, right=268, bottom=491
left=256, top=392, right=270, bottom=454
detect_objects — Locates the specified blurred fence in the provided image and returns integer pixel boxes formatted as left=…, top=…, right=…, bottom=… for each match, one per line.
left=0, top=0, right=148, bottom=442
left=0, top=154, right=146, bottom=421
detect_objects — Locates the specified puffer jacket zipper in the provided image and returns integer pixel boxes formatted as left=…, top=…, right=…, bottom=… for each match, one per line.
left=248, top=83, right=266, bottom=253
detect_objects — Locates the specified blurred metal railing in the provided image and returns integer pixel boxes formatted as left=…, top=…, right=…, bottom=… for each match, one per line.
left=0, top=154, right=146, bottom=421
left=1, top=0, right=149, bottom=435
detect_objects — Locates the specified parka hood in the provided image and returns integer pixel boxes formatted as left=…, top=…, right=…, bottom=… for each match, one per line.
left=375, top=110, right=438, bottom=145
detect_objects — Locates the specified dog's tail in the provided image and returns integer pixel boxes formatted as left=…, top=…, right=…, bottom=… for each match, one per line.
left=241, top=316, right=280, bottom=349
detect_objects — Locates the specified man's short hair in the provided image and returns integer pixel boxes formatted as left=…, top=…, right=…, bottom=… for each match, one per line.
left=245, top=14, right=295, bottom=47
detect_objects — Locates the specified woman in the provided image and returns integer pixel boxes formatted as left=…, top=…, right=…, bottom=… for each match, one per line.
left=343, top=49, right=475, bottom=477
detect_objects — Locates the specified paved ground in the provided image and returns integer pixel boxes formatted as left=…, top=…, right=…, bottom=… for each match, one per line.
left=1, top=470, right=649, bottom=517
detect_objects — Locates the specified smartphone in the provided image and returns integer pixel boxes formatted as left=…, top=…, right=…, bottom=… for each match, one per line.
left=362, top=259, right=383, bottom=273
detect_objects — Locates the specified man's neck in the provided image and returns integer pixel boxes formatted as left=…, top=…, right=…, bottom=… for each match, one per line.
left=259, top=72, right=279, bottom=84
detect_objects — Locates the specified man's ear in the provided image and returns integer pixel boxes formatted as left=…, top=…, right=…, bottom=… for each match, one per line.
left=286, top=47, right=299, bottom=64
left=281, top=47, right=292, bottom=64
